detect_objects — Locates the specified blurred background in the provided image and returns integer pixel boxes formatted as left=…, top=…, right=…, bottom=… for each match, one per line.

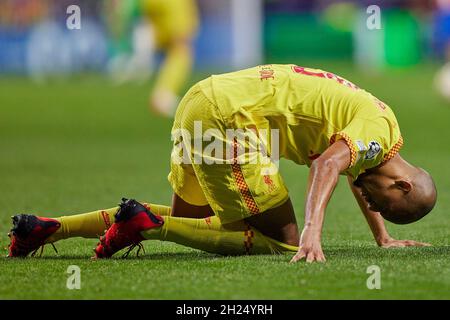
left=2, top=0, right=450, bottom=105
left=0, top=0, right=447, bottom=75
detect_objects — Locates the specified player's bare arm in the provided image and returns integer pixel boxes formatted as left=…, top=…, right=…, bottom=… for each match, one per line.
left=290, top=139, right=351, bottom=263
left=348, top=176, right=431, bottom=248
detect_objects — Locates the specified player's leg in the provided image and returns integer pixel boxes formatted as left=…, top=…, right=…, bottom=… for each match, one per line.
left=148, top=0, right=199, bottom=116
left=142, top=195, right=299, bottom=255
left=6, top=200, right=172, bottom=257
left=150, top=38, right=194, bottom=117
left=171, top=193, right=214, bottom=218
left=170, top=194, right=298, bottom=247
left=93, top=174, right=299, bottom=259
left=46, top=194, right=210, bottom=243
left=46, top=201, right=172, bottom=243
left=8, top=146, right=210, bottom=258
left=245, top=198, right=299, bottom=247
left=93, top=194, right=298, bottom=258
left=33, top=194, right=205, bottom=245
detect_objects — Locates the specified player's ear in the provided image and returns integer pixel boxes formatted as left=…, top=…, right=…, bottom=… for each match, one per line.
left=394, top=180, right=412, bottom=193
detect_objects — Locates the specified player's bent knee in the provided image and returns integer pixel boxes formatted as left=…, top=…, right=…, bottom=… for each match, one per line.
left=171, top=193, right=214, bottom=218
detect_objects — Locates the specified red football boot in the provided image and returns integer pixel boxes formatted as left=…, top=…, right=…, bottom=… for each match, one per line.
left=7, top=214, right=61, bottom=257
left=93, top=198, right=164, bottom=259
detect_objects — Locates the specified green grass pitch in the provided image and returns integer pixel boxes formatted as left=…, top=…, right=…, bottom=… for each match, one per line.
left=0, top=62, right=449, bottom=299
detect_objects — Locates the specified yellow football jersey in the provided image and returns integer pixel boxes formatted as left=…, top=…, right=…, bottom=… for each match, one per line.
left=198, top=64, right=403, bottom=180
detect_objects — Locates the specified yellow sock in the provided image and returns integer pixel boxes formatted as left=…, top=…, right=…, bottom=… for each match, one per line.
left=141, top=216, right=298, bottom=255
left=46, top=202, right=171, bottom=243
left=142, top=202, right=172, bottom=217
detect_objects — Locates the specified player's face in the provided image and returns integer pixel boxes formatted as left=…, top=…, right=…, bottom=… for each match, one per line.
left=354, top=172, right=404, bottom=215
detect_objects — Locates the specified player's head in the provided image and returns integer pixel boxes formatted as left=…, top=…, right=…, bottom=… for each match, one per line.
left=354, top=164, right=437, bottom=224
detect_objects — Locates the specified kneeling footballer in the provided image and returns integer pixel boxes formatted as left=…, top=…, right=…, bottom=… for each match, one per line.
left=7, top=64, right=437, bottom=263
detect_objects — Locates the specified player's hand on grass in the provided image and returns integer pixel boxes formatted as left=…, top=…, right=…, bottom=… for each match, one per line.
left=290, top=226, right=326, bottom=263
left=378, top=237, right=431, bottom=248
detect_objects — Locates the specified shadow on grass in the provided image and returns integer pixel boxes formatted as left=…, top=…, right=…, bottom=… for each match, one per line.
left=2, top=254, right=92, bottom=261
left=115, top=251, right=220, bottom=261
left=0, top=251, right=219, bottom=261
left=3, top=246, right=449, bottom=262
left=324, top=245, right=450, bottom=260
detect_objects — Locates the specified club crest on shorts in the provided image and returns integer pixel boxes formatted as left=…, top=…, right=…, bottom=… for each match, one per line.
left=365, top=141, right=381, bottom=160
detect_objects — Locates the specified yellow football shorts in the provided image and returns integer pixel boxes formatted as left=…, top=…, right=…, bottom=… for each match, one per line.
left=168, top=84, right=289, bottom=224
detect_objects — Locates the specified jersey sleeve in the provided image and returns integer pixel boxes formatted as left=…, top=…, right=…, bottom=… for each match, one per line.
left=329, top=117, right=403, bottom=180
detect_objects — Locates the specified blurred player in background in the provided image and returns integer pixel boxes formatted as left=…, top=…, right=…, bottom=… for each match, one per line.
left=105, top=0, right=199, bottom=116
left=433, top=0, right=450, bottom=100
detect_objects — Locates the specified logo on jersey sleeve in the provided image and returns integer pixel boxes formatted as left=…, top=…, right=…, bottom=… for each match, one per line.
left=364, top=141, right=381, bottom=160
left=354, top=140, right=367, bottom=162
left=356, top=140, right=367, bottom=153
